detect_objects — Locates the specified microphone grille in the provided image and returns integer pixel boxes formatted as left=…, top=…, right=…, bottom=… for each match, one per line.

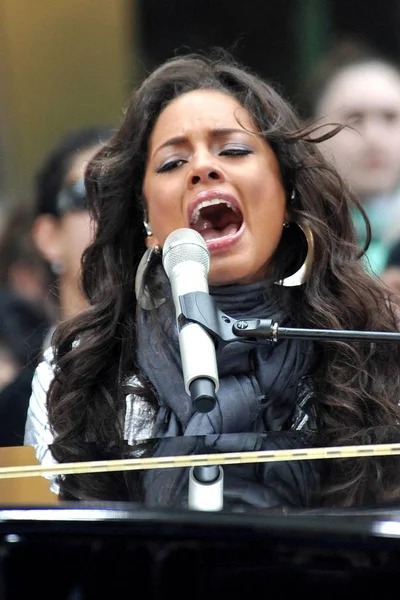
left=162, top=228, right=210, bottom=276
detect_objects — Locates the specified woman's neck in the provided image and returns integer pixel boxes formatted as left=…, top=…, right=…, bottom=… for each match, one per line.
left=59, top=277, right=88, bottom=320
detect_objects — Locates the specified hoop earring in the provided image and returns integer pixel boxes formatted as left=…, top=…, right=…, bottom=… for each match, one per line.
left=143, top=221, right=153, bottom=237
left=135, top=246, right=164, bottom=310
left=274, top=223, right=314, bottom=287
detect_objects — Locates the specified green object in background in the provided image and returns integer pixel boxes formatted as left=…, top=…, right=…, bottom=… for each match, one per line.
left=351, top=208, right=390, bottom=276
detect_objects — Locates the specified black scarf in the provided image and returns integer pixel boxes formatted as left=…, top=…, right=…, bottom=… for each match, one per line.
left=136, top=266, right=315, bottom=437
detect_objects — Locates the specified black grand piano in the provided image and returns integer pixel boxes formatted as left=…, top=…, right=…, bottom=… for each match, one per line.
left=1, top=429, right=400, bottom=599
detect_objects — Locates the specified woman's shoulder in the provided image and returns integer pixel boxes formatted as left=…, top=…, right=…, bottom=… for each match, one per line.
left=30, top=346, right=56, bottom=397
left=42, top=344, right=55, bottom=366
left=27, top=348, right=155, bottom=442
left=24, top=347, right=56, bottom=447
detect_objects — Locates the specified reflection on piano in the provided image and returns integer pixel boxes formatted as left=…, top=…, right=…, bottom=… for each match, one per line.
left=1, top=429, right=400, bottom=597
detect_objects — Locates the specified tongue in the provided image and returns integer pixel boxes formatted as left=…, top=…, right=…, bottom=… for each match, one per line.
left=191, top=205, right=242, bottom=240
left=199, top=222, right=240, bottom=241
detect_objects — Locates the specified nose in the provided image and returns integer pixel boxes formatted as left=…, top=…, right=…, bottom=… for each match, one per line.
left=191, top=170, right=220, bottom=185
left=187, top=153, right=225, bottom=189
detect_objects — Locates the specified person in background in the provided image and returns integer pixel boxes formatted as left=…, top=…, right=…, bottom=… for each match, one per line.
left=0, top=127, right=112, bottom=445
left=0, top=204, right=49, bottom=308
left=24, top=51, right=400, bottom=508
left=0, top=201, right=51, bottom=446
left=307, top=40, right=400, bottom=275
left=0, top=289, right=50, bottom=445
left=31, top=126, right=113, bottom=344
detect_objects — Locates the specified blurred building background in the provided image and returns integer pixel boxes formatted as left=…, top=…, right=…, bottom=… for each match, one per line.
left=0, top=0, right=399, bottom=209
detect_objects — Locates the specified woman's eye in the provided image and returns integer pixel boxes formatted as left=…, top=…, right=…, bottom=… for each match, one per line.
left=346, top=112, right=364, bottom=126
left=156, top=158, right=186, bottom=173
left=220, top=148, right=253, bottom=157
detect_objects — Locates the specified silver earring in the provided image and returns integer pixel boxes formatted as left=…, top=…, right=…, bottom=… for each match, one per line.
left=283, top=220, right=290, bottom=229
left=50, top=261, right=66, bottom=276
left=143, top=221, right=153, bottom=236
left=135, top=246, right=165, bottom=310
left=274, top=223, right=314, bottom=287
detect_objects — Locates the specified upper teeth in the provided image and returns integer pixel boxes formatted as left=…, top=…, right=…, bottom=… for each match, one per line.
left=190, top=198, right=238, bottom=224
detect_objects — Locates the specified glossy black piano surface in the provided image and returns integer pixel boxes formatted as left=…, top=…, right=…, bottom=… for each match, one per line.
left=2, top=429, right=400, bottom=598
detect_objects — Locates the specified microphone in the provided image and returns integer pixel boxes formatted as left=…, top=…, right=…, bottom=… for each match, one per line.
left=162, top=228, right=219, bottom=413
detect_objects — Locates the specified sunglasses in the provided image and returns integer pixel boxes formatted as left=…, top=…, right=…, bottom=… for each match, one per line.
left=56, top=176, right=88, bottom=215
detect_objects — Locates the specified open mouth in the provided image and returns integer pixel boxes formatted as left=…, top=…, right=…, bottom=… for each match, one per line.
left=189, top=199, right=243, bottom=242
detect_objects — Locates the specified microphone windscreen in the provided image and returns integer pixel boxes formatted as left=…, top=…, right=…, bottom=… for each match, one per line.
left=162, top=228, right=210, bottom=276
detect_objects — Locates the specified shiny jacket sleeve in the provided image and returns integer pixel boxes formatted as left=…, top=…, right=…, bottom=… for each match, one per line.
left=23, top=347, right=59, bottom=491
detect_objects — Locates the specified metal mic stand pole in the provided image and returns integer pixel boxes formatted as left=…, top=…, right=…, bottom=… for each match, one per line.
left=187, top=372, right=224, bottom=512
left=188, top=464, right=224, bottom=511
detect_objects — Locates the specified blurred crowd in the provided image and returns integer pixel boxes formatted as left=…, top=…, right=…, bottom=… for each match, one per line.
left=2, top=38, right=400, bottom=446
left=0, top=126, right=112, bottom=445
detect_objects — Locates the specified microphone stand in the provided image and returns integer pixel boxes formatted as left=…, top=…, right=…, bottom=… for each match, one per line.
left=180, top=291, right=400, bottom=512
left=188, top=464, right=224, bottom=511
left=179, top=291, right=400, bottom=347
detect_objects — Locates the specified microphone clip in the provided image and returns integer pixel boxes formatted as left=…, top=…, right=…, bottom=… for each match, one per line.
left=178, top=291, right=275, bottom=347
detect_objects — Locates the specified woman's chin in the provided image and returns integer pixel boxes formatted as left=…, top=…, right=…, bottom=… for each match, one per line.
left=208, top=261, right=265, bottom=287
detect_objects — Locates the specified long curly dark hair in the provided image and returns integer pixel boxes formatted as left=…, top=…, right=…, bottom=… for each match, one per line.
left=47, top=51, right=400, bottom=506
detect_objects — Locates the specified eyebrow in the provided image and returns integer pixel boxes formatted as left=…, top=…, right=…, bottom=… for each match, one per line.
left=153, top=127, right=256, bottom=156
